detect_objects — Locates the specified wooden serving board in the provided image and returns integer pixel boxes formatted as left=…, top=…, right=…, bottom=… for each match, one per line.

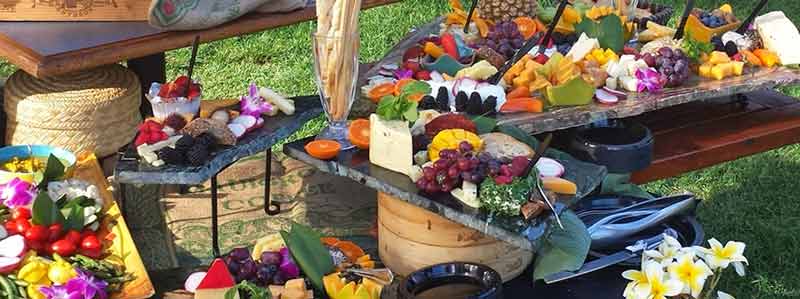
left=0, top=0, right=149, bottom=21
left=73, top=152, right=155, bottom=299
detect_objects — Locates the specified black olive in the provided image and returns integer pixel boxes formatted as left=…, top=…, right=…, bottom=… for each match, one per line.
left=466, top=92, right=483, bottom=115
left=483, top=96, right=497, bottom=116
left=419, top=95, right=437, bottom=110
left=436, top=86, right=450, bottom=111
left=455, top=91, right=469, bottom=112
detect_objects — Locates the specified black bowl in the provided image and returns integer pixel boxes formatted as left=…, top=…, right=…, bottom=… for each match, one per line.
left=568, top=119, right=653, bottom=173
left=398, top=262, right=503, bottom=299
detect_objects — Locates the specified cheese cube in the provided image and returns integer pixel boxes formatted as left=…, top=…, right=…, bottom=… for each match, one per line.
left=756, top=11, right=800, bottom=65
left=369, top=114, right=413, bottom=176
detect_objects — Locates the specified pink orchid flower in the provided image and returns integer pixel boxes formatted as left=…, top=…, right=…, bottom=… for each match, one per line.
left=0, top=177, right=37, bottom=208
left=635, top=68, right=664, bottom=93
left=240, top=83, right=274, bottom=117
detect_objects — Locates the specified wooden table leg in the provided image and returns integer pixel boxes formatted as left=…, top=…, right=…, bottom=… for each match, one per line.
left=127, top=53, right=166, bottom=118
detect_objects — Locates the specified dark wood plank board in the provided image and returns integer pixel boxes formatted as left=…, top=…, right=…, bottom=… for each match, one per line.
left=631, top=90, right=800, bottom=183
left=0, top=0, right=400, bottom=77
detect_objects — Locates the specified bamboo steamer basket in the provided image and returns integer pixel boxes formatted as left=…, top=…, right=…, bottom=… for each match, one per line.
left=377, top=192, right=533, bottom=282
left=4, top=64, right=142, bottom=157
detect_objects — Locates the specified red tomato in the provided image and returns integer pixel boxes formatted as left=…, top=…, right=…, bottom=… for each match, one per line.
left=4, top=220, right=18, bottom=235
left=27, top=240, right=45, bottom=252
left=11, top=207, right=31, bottom=220
left=50, top=239, right=77, bottom=257
left=79, top=248, right=103, bottom=259
left=64, top=230, right=82, bottom=245
left=48, top=223, right=64, bottom=242
left=80, top=234, right=102, bottom=251
left=15, top=219, right=31, bottom=235
left=24, top=225, right=49, bottom=242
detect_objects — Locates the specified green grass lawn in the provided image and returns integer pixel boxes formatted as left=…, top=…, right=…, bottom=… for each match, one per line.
left=2, top=0, right=799, bottom=297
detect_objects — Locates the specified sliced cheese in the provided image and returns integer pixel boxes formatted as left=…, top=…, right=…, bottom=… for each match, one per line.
left=369, top=114, right=413, bottom=176
left=755, top=11, right=800, bottom=65
left=566, top=33, right=599, bottom=62
left=259, top=87, right=296, bottom=115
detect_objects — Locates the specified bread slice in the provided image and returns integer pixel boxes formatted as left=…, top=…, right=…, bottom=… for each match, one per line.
left=480, top=132, right=535, bottom=160
left=200, top=98, right=240, bottom=118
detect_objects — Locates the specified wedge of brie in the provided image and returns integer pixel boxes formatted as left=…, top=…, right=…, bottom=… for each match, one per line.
left=755, top=11, right=800, bottom=65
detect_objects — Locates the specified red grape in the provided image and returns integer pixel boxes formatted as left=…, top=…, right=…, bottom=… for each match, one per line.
left=448, top=166, right=460, bottom=179
left=423, top=167, right=436, bottom=180
left=457, top=158, right=471, bottom=171
left=458, top=141, right=474, bottom=153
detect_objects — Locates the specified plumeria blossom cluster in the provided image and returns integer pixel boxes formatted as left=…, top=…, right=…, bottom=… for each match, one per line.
left=623, top=235, right=748, bottom=299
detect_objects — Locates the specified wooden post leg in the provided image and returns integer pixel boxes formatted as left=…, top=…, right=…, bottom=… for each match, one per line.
left=127, top=53, right=166, bottom=118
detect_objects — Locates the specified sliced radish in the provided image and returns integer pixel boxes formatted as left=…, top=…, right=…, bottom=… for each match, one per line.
left=0, top=235, right=26, bottom=257
left=602, top=87, right=627, bottom=100
left=184, top=271, right=207, bottom=293
left=228, top=123, right=246, bottom=138
left=381, top=63, right=399, bottom=71
left=0, top=226, right=6, bottom=240
left=0, top=256, right=21, bottom=274
left=232, top=115, right=257, bottom=129
left=378, top=69, right=394, bottom=77
left=595, top=88, right=619, bottom=104
left=536, top=158, right=565, bottom=177
left=429, top=71, right=444, bottom=82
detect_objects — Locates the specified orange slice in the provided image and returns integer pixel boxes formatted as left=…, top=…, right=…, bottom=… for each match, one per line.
left=305, top=140, right=341, bottom=160
left=348, top=119, right=370, bottom=150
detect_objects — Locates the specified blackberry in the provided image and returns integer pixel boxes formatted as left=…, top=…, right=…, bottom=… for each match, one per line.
left=466, top=92, right=483, bottom=115
left=196, top=133, right=217, bottom=148
left=724, top=41, right=739, bottom=57
left=174, top=134, right=195, bottom=152
left=435, top=86, right=449, bottom=111
left=164, top=113, right=188, bottom=131
left=157, top=147, right=186, bottom=165
left=419, top=95, right=438, bottom=110
left=483, top=96, right=497, bottom=116
left=186, top=146, right=210, bottom=166
left=455, top=91, right=469, bottom=112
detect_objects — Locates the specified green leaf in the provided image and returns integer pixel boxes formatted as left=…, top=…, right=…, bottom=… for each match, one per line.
left=533, top=210, right=591, bottom=281
left=32, top=193, right=65, bottom=226
left=280, top=222, right=334, bottom=292
left=574, top=15, right=625, bottom=52
left=400, top=80, right=431, bottom=95
left=226, top=280, right=271, bottom=299
left=600, top=173, right=655, bottom=199
left=471, top=115, right=497, bottom=134
left=403, top=101, right=419, bottom=123
left=63, top=205, right=85, bottom=231
left=37, top=154, right=66, bottom=189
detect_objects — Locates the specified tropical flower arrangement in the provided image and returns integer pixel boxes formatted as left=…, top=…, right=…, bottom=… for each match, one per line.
left=622, top=234, right=748, bottom=299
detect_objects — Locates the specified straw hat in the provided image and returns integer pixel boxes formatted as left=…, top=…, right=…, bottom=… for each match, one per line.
left=4, top=64, right=142, bottom=157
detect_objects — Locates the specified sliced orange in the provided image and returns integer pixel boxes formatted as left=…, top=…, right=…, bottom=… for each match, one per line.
left=367, top=83, right=394, bottom=103
left=514, top=17, right=537, bottom=39
left=348, top=119, right=371, bottom=150
left=407, top=93, right=425, bottom=103
left=393, top=78, right=415, bottom=96
left=321, top=237, right=341, bottom=247
left=305, top=140, right=341, bottom=160
left=334, top=240, right=366, bottom=262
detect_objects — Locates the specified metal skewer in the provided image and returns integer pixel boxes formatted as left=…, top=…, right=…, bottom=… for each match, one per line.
left=673, top=0, right=695, bottom=40
left=464, top=0, right=479, bottom=34
left=736, top=0, right=769, bottom=34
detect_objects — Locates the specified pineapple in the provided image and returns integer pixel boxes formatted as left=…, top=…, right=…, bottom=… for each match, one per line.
left=479, top=0, right=538, bottom=22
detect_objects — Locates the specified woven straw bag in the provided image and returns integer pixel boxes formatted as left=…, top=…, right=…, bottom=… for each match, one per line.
left=4, top=64, right=142, bottom=157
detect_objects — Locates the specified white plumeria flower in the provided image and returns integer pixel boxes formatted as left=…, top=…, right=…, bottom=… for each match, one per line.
left=622, top=267, right=650, bottom=299
left=633, top=261, right=683, bottom=299
left=668, top=252, right=713, bottom=298
left=644, top=234, right=684, bottom=266
left=696, top=238, right=748, bottom=275
left=717, top=290, right=736, bottom=299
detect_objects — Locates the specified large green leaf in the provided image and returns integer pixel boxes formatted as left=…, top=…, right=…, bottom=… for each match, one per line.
left=600, top=173, right=655, bottom=199
left=37, top=154, right=66, bottom=190
left=32, top=193, right=65, bottom=226
left=280, top=222, right=334, bottom=292
left=471, top=115, right=497, bottom=135
left=62, top=205, right=85, bottom=232
left=574, top=15, right=625, bottom=52
left=533, top=210, right=591, bottom=281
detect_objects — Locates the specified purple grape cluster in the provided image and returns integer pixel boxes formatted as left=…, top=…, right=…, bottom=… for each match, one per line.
left=224, top=247, right=300, bottom=286
left=470, top=21, right=524, bottom=59
left=643, top=47, right=691, bottom=88
left=416, top=141, right=483, bottom=193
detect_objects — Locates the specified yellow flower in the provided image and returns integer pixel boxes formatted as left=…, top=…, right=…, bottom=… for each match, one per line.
left=668, top=253, right=713, bottom=298
left=634, top=261, right=682, bottom=299
left=697, top=238, right=748, bottom=275
left=622, top=267, right=649, bottom=299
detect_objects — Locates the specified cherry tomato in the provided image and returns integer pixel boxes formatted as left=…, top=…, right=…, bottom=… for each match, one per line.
left=79, top=248, right=103, bottom=259
left=64, top=230, right=82, bottom=245
left=80, top=229, right=96, bottom=240
left=11, top=207, right=31, bottom=220
left=80, top=234, right=102, bottom=251
left=4, top=220, right=18, bottom=235
left=24, top=224, right=49, bottom=242
left=48, top=223, right=64, bottom=242
left=27, top=239, right=45, bottom=252
left=15, top=219, right=31, bottom=234
left=50, top=239, right=76, bottom=257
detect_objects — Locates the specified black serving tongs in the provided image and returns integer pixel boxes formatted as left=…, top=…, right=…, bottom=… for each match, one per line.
left=736, top=0, right=769, bottom=34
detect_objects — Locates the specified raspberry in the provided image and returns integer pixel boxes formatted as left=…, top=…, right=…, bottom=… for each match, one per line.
left=164, top=114, right=188, bottom=131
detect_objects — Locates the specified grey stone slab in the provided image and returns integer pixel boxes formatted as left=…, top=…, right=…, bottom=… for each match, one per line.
left=114, top=96, right=322, bottom=185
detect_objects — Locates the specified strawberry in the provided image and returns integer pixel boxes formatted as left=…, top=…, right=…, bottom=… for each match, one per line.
left=404, top=61, right=422, bottom=73
left=415, top=70, right=432, bottom=80
left=134, top=134, right=149, bottom=147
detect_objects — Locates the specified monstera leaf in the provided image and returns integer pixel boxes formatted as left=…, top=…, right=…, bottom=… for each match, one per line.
left=574, top=15, right=625, bottom=53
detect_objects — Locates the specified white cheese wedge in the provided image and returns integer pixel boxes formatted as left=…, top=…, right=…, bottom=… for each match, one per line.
left=566, top=33, right=600, bottom=62
left=620, top=76, right=638, bottom=92
left=451, top=181, right=480, bottom=208
left=755, top=11, right=800, bottom=65
left=195, top=287, right=237, bottom=299
left=369, top=114, right=413, bottom=176
left=258, top=87, right=295, bottom=115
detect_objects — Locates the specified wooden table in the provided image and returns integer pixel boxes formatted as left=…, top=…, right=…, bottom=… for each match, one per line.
left=0, top=0, right=399, bottom=114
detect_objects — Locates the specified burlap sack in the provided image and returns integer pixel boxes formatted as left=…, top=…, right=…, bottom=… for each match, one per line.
left=148, top=0, right=307, bottom=31
left=161, top=151, right=378, bottom=266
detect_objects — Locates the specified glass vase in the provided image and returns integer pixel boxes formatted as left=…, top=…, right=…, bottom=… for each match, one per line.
left=312, top=31, right=360, bottom=150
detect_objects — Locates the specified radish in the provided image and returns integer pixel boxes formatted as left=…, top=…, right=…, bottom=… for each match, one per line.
left=595, top=88, right=619, bottom=105
left=0, top=256, right=21, bottom=274
left=232, top=115, right=257, bottom=129
left=536, top=158, right=565, bottom=177
left=0, top=235, right=26, bottom=257
left=429, top=71, right=444, bottom=82
left=184, top=271, right=207, bottom=293
left=0, top=226, right=6, bottom=240
left=602, top=87, right=628, bottom=100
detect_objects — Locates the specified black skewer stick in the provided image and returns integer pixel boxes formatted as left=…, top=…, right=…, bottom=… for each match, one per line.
left=525, top=133, right=553, bottom=177
left=736, top=0, right=769, bottom=34
left=489, top=0, right=570, bottom=84
left=673, top=0, right=695, bottom=40
left=185, top=36, right=201, bottom=97
left=464, top=0, right=479, bottom=34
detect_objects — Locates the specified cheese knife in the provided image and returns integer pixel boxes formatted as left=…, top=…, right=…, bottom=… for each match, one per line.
left=543, top=228, right=678, bottom=284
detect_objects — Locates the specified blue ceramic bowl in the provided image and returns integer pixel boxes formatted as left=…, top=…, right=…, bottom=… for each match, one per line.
left=0, top=145, right=77, bottom=184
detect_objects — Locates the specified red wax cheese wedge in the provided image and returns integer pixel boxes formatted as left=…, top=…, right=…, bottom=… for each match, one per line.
left=197, top=259, right=236, bottom=289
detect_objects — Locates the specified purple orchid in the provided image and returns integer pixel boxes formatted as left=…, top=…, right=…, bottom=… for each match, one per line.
left=394, top=68, right=414, bottom=79
left=635, top=67, right=664, bottom=93
left=65, top=268, right=109, bottom=299
left=0, top=177, right=37, bottom=208
left=39, top=285, right=81, bottom=299
left=239, top=83, right=274, bottom=117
